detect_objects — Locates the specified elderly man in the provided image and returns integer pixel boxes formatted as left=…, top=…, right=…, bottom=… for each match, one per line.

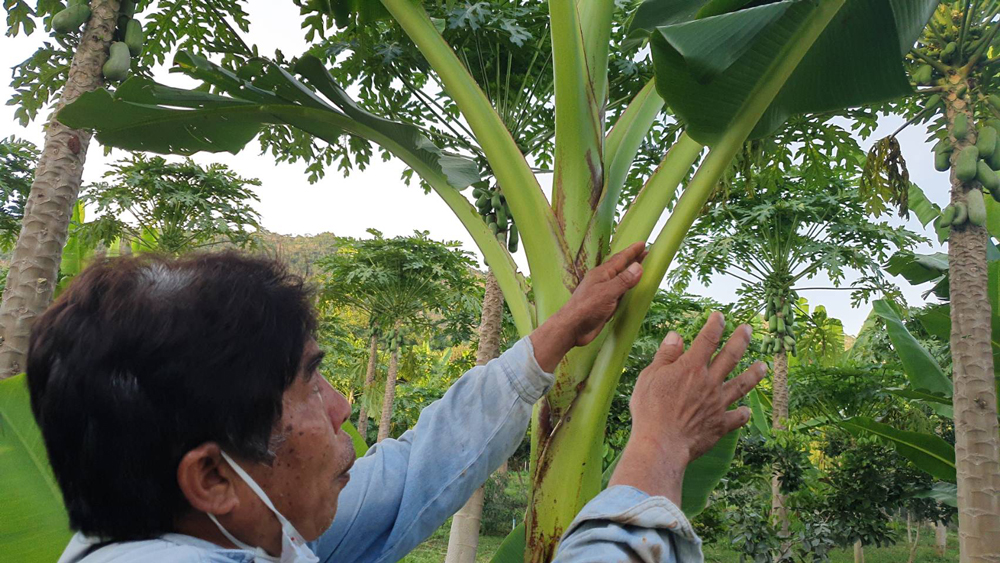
left=28, top=242, right=764, bottom=563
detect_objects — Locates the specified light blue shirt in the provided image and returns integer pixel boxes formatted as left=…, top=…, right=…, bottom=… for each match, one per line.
left=57, top=337, right=702, bottom=562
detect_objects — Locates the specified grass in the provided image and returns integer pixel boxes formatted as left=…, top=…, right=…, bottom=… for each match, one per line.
left=400, top=519, right=960, bottom=563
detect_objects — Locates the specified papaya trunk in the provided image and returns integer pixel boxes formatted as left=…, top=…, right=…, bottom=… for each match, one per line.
left=0, top=0, right=119, bottom=380
left=445, top=272, right=505, bottom=563
left=854, top=540, right=864, bottom=563
left=357, top=332, right=379, bottom=438
left=945, top=93, right=1000, bottom=563
left=376, top=331, right=401, bottom=443
left=936, top=521, right=948, bottom=556
left=770, top=350, right=789, bottom=536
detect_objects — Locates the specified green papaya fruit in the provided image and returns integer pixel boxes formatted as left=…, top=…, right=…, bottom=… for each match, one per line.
left=768, top=315, right=777, bottom=332
left=120, top=0, right=136, bottom=18
left=102, top=41, right=130, bottom=81
left=491, top=194, right=501, bottom=209
left=935, top=150, right=951, bottom=171
left=784, top=335, right=795, bottom=347
left=933, top=138, right=953, bottom=155
left=978, top=160, right=999, bottom=191
left=914, top=64, right=933, bottom=85
left=990, top=94, right=1000, bottom=113
left=791, top=344, right=798, bottom=357
left=507, top=224, right=518, bottom=253
left=476, top=194, right=489, bottom=208
left=967, top=189, right=987, bottom=227
left=776, top=317, right=786, bottom=334
left=472, top=187, right=484, bottom=198
left=988, top=141, right=1000, bottom=171
left=488, top=221, right=499, bottom=235
left=956, top=146, right=980, bottom=182
left=925, top=94, right=942, bottom=112
left=496, top=204, right=508, bottom=226
left=942, top=41, right=957, bottom=61
left=939, top=204, right=957, bottom=228
left=52, top=4, right=91, bottom=33
left=124, top=19, right=143, bottom=55
left=953, top=201, right=968, bottom=225
left=977, top=126, right=998, bottom=156
left=954, top=113, right=969, bottom=140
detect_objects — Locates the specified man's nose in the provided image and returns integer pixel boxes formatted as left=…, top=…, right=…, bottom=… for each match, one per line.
left=325, top=383, right=351, bottom=431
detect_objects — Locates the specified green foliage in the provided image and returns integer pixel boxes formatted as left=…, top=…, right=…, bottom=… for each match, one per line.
left=482, top=472, right=528, bottom=536
left=0, top=374, right=72, bottom=562
left=0, top=136, right=37, bottom=251
left=4, top=0, right=254, bottom=125
left=79, top=154, right=263, bottom=254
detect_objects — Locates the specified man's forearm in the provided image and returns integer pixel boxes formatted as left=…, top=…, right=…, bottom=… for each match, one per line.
left=529, top=311, right=578, bottom=373
left=608, top=435, right=689, bottom=506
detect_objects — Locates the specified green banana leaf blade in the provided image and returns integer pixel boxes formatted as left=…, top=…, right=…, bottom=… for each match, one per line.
left=839, top=416, right=956, bottom=483
left=0, top=375, right=72, bottom=561
left=872, top=299, right=953, bottom=398
left=57, top=53, right=479, bottom=190
left=637, top=0, right=937, bottom=146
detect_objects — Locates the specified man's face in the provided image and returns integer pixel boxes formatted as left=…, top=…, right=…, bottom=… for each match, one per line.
left=241, top=338, right=356, bottom=541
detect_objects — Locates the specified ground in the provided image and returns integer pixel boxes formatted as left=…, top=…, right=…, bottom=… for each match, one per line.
left=400, top=519, right=960, bottom=563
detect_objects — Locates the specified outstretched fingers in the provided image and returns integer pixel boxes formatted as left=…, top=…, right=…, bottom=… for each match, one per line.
left=722, top=406, right=753, bottom=434
left=709, top=324, right=752, bottom=382
left=722, top=362, right=768, bottom=406
left=654, top=331, right=685, bottom=365
left=601, top=241, right=646, bottom=278
left=688, top=311, right=725, bottom=365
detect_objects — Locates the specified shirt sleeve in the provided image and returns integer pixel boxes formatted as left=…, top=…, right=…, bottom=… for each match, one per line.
left=551, top=486, right=704, bottom=563
left=312, top=336, right=553, bottom=563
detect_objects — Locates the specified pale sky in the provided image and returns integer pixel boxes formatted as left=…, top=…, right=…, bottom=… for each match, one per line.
left=0, top=2, right=950, bottom=335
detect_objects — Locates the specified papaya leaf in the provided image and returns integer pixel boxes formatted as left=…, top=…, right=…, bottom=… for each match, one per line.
left=839, top=416, right=956, bottom=483
left=639, top=0, right=937, bottom=147
left=885, top=251, right=948, bottom=285
left=872, top=299, right=952, bottom=398
left=0, top=375, right=72, bottom=562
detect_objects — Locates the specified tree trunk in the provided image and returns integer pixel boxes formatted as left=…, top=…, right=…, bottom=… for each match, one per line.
left=446, top=272, right=504, bottom=563
left=907, top=513, right=921, bottom=563
left=376, top=329, right=400, bottom=443
left=945, top=91, right=1000, bottom=563
left=854, top=540, right=864, bottom=563
left=937, top=521, right=948, bottom=557
left=770, top=350, right=790, bottom=538
left=357, top=331, right=379, bottom=438
left=0, top=0, right=119, bottom=380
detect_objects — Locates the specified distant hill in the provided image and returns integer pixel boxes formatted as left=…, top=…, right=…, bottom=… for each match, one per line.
left=257, top=231, right=339, bottom=278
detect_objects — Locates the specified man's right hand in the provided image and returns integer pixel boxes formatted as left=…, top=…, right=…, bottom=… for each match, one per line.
left=608, top=312, right=766, bottom=506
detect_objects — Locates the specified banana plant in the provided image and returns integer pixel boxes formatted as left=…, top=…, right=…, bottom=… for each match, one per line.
left=57, top=1, right=937, bottom=559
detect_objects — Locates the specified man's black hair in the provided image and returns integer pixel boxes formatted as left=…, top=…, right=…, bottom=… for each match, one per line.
left=27, top=252, right=317, bottom=541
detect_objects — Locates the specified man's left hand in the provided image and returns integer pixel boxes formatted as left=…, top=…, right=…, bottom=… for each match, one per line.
left=530, top=242, right=646, bottom=372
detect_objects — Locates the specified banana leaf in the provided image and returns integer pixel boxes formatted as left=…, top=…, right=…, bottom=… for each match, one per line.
left=635, top=0, right=938, bottom=146
left=57, top=53, right=479, bottom=191
left=748, top=388, right=770, bottom=436
left=0, top=374, right=72, bottom=561
left=913, top=482, right=958, bottom=508
left=839, top=416, right=956, bottom=483
left=872, top=299, right=952, bottom=398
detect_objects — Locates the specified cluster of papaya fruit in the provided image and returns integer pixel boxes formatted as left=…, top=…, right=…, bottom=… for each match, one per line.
left=51, top=1, right=143, bottom=82
left=934, top=106, right=1000, bottom=230
left=472, top=184, right=519, bottom=253
left=761, top=289, right=797, bottom=357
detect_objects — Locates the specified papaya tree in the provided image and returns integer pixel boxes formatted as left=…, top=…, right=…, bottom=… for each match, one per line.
left=56, top=0, right=938, bottom=559
left=78, top=155, right=263, bottom=253
left=0, top=0, right=261, bottom=380
left=672, top=169, right=921, bottom=535
left=861, top=3, right=1000, bottom=557
left=315, top=230, right=478, bottom=442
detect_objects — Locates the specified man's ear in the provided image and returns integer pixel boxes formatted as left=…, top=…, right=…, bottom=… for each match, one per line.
left=177, top=442, right=240, bottom=515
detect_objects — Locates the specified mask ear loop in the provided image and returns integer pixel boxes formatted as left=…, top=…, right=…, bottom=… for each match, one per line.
left=207, top=513, right=257, bottom=552
left=218, top=450, right=310, bottom=545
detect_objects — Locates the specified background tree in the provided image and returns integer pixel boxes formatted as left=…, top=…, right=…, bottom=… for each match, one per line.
left=317, top=230, right=477, bottom=442
left=0, top=137, right=37, bottom=252
left=78, top=155, right=263, bottom=254
left=861, top=4, right=1000, bottom=556
left=0, top=0, right=258, bottom=380
left=673, top=172, right=921, bottom=537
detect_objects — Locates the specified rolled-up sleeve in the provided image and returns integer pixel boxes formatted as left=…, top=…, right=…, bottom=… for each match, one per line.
left=313, top=336, right=553, bottom=563
left=552, top=486, right=703, bottom=562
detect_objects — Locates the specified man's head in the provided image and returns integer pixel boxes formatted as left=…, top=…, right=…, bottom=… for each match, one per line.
left=27, top=252, right=355, bottom=549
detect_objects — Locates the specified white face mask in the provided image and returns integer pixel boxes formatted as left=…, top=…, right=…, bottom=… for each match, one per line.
left=207, top=450, right=320, bottom=563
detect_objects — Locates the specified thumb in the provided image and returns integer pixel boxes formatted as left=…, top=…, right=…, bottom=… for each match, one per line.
left=611, top=262, right=643, bottom=294
left=654, top=331, right=684, bottom=365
